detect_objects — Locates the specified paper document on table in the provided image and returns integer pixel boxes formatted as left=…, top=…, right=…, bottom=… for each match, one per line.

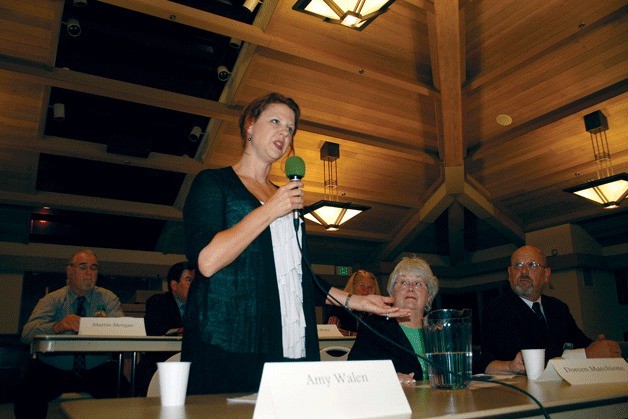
left=227, top=393, right=257, bottom=404
left=317, top=324, right=344, bottom=338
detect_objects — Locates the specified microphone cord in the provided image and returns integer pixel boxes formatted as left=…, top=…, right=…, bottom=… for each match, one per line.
left=292, top=219, right=550, bottom=418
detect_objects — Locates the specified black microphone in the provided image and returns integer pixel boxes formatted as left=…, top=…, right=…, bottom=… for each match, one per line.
left=285, top=156, right=306, bottom=230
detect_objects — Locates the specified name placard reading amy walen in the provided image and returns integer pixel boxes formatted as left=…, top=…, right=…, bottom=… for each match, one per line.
left=254, top=360, right=411, bottom=419
left=547, top=358, right=628, bottom=385
left=79, top=317, right=146, bottom=337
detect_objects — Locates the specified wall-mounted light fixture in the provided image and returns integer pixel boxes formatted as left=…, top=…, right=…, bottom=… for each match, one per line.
left=564, top=110, right=627, bottom=209
left=303, top=141, right=369, bottom=231
left=51, top=103, right=65, bottom=121
left=292, top=0, right=396, bottom=31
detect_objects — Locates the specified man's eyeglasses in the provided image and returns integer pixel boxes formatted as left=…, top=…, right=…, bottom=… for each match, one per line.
left=396, top=280, right=426, bottom=289
left=70, top=263, right=99, bottom=272
left=511, top=261, right=546, bottom=271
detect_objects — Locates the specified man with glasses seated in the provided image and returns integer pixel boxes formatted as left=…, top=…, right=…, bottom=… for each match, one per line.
left=480, top=245, right=621, bottom=376
left=15, top=249, right=126, bottom=419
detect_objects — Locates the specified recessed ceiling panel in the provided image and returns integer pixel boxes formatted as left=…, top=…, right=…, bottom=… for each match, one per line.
left=36, top=154, right=185, bottom=206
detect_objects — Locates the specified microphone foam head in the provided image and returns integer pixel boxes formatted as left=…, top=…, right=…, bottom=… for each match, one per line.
left=285, top=155, right=306, bottom=179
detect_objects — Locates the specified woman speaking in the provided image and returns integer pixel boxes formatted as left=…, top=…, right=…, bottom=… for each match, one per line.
left=182, top=92, right=410, bottom=394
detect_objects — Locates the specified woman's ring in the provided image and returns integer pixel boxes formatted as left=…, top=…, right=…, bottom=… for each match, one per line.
left=385, top=312, right=390, bottom=321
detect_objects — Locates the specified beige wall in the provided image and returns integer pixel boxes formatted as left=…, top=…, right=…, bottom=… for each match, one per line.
left=0, top=273, right=23, bottom=334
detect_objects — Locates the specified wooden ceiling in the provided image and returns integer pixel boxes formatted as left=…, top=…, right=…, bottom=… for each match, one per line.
left=0, top=0, right=626, bottom=272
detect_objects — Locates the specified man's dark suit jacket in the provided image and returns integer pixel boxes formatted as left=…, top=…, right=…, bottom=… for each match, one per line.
left=144, top=291, right=183, bottom=336
left=136, top=291, right=183, bottom=395
left=480, top=288, right=592, bottom=372
left=348, top=314, right=424, bottom=377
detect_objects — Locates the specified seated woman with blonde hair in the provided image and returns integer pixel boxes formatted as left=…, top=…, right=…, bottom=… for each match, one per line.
left=326, top=269, right=381, bottom=336
left=348, top=256, right=439, bottom=385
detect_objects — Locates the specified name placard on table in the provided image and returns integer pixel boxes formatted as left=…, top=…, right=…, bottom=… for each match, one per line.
left=316, top=324, right=344, bottom=338
left=79, top=317, right=146, bottom=337
left=254, top=360, right=411, bottom=419
left=536, top=358, right=628, bottom=385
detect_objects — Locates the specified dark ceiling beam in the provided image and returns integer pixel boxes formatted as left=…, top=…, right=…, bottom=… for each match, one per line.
left=100, top=0, right=436, bottom=97
left=0, top=190, right=181, bottom=221
left=0, top=55, right=434, bottom=168
left=0, top=134, right=207, bottom=175
left=369, top=177, right=454, bottom=262
left=0, top=55, right=239, bottom=121
left=458, top=191, right=525, bottom=246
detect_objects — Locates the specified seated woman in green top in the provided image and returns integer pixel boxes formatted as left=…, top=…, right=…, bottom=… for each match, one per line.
left=348, top=255, right=439, bottom=385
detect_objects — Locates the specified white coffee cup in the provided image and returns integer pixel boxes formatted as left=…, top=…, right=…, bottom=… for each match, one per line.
left=522, top=349, right=545, bottom=380
left=157, top=361, right=191, bottom=406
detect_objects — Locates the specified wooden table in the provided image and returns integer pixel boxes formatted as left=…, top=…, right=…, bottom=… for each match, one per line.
left=31, top=335, right=182, bottom=396
left=61, top=376, right=628, bottom=418
left=31, top=335, right=354, bottom=396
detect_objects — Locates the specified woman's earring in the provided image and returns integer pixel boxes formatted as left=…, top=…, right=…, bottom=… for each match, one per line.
left=247, top=135, right=252, bottom=142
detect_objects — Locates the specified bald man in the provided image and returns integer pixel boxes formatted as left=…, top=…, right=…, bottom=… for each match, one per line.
left=480, top=245, right=621, bottom=375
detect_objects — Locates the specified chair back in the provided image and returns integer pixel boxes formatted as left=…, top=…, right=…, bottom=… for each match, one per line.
left=145, top=352, right=181, bottom=397
left=320, top=345, right=350, bottom=361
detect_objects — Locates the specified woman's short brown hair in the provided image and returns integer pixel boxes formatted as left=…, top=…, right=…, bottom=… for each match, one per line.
left=238, top=92, right=301, bottom=151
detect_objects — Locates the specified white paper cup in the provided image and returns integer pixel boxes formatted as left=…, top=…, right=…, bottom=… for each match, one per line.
left=157, top=361, right=191, bottom=406
left=522, top=349, right=545, bottom=380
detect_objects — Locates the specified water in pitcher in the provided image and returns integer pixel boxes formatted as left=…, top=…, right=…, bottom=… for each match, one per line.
left=425, top=351, right=472, bottom=389
left=423, top=309, right=472, bottom=390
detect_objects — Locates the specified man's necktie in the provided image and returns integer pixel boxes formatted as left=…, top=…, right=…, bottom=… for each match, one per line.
left=73, top=296, right=86, bottom=375
left=532, top=302, right=547, bottom=323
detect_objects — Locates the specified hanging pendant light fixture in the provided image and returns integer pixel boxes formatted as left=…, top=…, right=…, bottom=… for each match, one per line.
left=564, top=110, right=627, bottom=209
left=304, top=142, right=370, bottom=231
left=292, top=0, right=396, bottom=31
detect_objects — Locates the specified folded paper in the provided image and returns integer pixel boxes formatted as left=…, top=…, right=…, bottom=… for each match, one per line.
left=254, top=360, right=411, bottom=418
left=79, top=317, right=147, bottom=336
left=536, top=358, right=628, bottom=385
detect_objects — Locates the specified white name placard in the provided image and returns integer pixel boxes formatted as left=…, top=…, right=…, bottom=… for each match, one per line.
left=79, top=317, right=146, bottom=336
left=253, top=360, right=411, bottom=419
left=537, top=358, right=628, bottom=385
left=317, top=324, right=344, bottom=338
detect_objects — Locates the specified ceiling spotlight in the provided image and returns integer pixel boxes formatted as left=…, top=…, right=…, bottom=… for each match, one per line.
left=229, top=38, right=243, bottom=49
left=73, top=0, right=88, bottom=6
left=189, top=126, right=203, bottom=142
left=217, top=65, right=231, bottom=81
left=496, top=114, right=512, bottom=126
left=65, top=18, right=81, bottom=37
left=243, top=0, right=260, bottom=12
left=52, top=103, right=65, bottom=121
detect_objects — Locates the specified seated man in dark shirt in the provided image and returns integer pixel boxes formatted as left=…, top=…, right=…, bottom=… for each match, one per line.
left=480, top=245, right=621, bottom=375
left=136, top=261, right=195, bottom=395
